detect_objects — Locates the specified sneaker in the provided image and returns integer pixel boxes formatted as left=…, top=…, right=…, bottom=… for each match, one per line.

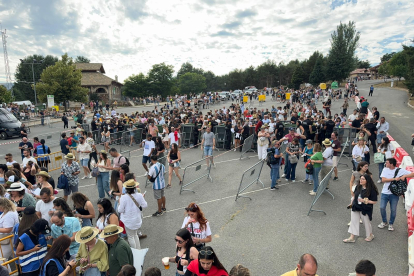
left=309, top=191, right=316, bottom=195
left=378, top=222, right=388, bottom=229
left=281, top=174, right=286, bottom=178
left=377, top=179, right=381, bottom=184
left=144, top=172, right=148, bottom=176
left=285, top=178, right=289, bottom=182
left=302, top=179, right=309, bottom=183
left=152, top=211, right=163, bottom=217
left=292, top=180, right=296, bottom=183
left=333, top=177, right=338, bottom=181
left=270, top=187, right=279, bottom=190
left=162, top=207, right=166, bottom=212
left=81, top=176, right=87, bottom=180
left=88, top=174, right=93, bottom=179
left=213, top=163, right=216, bottom=168
left=388, top=224, right=394, bottom=231
left=309, top=181, right=313, bottom=185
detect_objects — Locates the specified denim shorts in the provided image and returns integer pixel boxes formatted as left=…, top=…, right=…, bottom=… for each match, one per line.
left=204, top=146, right=213, bottom=156
left=80, top=158, right=89, bottom=167
left=142, top=155, right=150, bottom=164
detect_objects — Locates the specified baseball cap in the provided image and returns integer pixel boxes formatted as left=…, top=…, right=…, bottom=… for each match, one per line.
left=32, top=219, right=51, bottom=235
left=289, top=127, right=295, bottom=131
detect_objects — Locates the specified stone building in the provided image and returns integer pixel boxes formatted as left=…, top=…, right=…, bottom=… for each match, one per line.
left=75, top=63, right=123, bottom=102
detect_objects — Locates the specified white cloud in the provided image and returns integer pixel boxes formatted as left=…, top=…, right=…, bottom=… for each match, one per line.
left=0, top=0, right=413, bottom=83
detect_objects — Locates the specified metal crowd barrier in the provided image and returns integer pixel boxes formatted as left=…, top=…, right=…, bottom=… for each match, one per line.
left=34, top=151, right=79, bottom=172
left=0, top=234, right=18, bottom=275
left=240, top=134, right=255, bottom=159
left=307, top=168, right=335, bottom=216
left=235, top=160, right=265, bottom=201
left=180, top=158, right=213, bottom=194
left=181, top=125, right=194, bottom=148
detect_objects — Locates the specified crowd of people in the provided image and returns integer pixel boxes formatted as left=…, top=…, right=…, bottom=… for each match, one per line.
left=0, top=81, right=401, bottom=275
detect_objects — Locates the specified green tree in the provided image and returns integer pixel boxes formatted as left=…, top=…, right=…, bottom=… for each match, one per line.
left=0, top=85, right=14, bottom=103
left=290, top=66, right=305, bottom=89
left=327, top=21, right=360, bottom=81
left=228, top=69, right=244, bottom=90
left=378, top=63, right=390, bottom=80
left=178, top=72, right=206, bottom=95
left=35, top=53, right=88, bottom=105
left=243, top=66, right=258, bottom=88
left=147, top=63, right=174, bottom=97
left=403, top=45, right=414, bottom=94
left=309, top=58, right=326, bottom=85
left=203, top=71, right=217, bottom=91
left=380, top=52, right=396, bottom=63
left=303, top=51, right=323, bottom=83
left=257, top=60, right=278, bottom=88
left=75, top=56, right=90, bottom=63
left=392, top=64, right=408, bottom=81
left=14, top=55, right=59, bottom=102
left=357, top=59, right=371, bottom=68
left=177, top=62, right=204, bottom=79
left=123, top=73, right=150, bottom=98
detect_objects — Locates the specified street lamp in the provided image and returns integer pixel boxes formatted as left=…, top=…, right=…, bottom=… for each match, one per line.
left=20, top=58, right=43, bottom=105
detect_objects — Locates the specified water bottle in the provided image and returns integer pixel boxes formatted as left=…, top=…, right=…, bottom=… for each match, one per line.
left=358, top=194, right=362, bottom=205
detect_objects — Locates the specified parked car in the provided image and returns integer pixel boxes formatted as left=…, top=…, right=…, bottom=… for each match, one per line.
left=0, top=108, right=22, bottom=140
left=231, top=90, right=243, bottom=97
left=219, top=91, right=230, bottom=100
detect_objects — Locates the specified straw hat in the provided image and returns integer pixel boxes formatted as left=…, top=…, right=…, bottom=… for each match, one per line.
left=322, top=139, right=332, bottom=146
left=123, top=179, right=140, bottom=188
left=100, top=150, right=107, bottom=154
left=75, top=226, right=99, bottom=243
left=7, top=183, right=24, bottom=192
left=65, top=153, right=75, bottom=160
left=35, top=171, right=50, bottom=179
left=99, top=224, right=124, bottom=239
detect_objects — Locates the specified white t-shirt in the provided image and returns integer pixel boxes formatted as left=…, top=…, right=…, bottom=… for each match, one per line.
left=22, top=157, right=37, bottom=167
left=380, top=167, right=411, bottom=195
left=142, top=140, right=155, bottom=156
left=169, top=132, right=180, bottom=145
left=6, top=160, right=17, bottom=166
left=322, top=147, right=334, bottom=166
left=182, top=216, right=212, bottom=240
left=0, top=211, right=19, bottom=231
left=77, top=143, right=92, bottom=160
left=35, top=198, right=55, bottom=226
left=348, top=114, right=357, bottom=121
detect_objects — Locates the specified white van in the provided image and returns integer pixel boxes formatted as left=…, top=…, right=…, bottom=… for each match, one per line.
left=12, top=101, right=33, bottom=106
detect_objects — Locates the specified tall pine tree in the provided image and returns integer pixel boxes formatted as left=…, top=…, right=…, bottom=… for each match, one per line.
left=309, top=58, right=325, bottom=85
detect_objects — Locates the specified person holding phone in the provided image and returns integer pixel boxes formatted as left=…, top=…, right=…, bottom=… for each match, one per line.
left=182, top=203, right=212, bottom=251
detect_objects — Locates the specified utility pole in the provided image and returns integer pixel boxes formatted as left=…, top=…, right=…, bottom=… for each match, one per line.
left=20, top=59, right=43, bottom=105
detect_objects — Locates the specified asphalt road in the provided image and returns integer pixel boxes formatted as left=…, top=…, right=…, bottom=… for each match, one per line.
left=0, top=81, right=411, bottom=275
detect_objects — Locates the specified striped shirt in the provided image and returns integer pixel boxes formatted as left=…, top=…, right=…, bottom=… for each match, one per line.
left=149, top=162, right=165, bottom=190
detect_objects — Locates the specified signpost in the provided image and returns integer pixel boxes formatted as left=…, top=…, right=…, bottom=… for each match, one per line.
left=47, top=95, right=54, bottom=108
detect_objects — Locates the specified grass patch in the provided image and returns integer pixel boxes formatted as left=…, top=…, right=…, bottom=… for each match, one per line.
left=374, top=81, right=408, bottom=89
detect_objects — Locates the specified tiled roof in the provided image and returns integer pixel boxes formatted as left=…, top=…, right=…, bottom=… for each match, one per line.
left=81, top=72, right=121, bottom=86
left=75, top=63, right=105, bottom=73
left=350, top=68, right=370, bottom=74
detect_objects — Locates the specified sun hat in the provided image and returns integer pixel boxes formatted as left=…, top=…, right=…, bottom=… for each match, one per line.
left=99, top=224, right=124, bottom=239
left=322, top=139, right=332, bottom=146
left=123, top=179, right=140, bottom=188
left=100, top=150, right=107, bottom=154
left=7, top=183, right=24, bottom=192
left=65, top=153, right=75, bottom=160
left=36, top=171, right=50, bottom=179
left=75, top=226, right=99, bottom=243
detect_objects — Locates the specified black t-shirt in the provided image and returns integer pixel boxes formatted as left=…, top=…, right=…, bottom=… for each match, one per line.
left=91, top=120, right=97, bottom=131
left=155, top=142, right=165, bottom=154
left=242, top=125, right=250, bottom=137
left=373, top=111, right=380, bottom=121
left=290, top=116, right=298, bottom=124
left=352, top=119, right=362, bottom=129
left=325, top=120, right=335, bottom=133
left=302, top=119, right=312, bottom=134
left=364, top=123, right=377, bottom=137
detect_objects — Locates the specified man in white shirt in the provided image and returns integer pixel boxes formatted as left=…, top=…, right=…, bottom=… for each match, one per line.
left=36, top=187, right=55, bottom=226
left=379, top=158, right=414, bottom=231
left=168, top=127, right=180, bottom=147
left=321, top=139, right=334, bottom=189
left=141, top=134, right=155, bottom=176
left=376, top=117, right=389, bottom=147
left=22, top=149, right=37, bottom=167
left=76, top=136, right=92, bottom=179
left=5, top=153, right=17, bottom=166
left=348, top=109, right=358, bottom=122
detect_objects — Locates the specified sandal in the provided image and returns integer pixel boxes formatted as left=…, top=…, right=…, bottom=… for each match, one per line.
left=179, top=181, right=183, bottom=185
left=166, top=184, right=172, bottom=189
left=343, top=237, right=356, bottom=243
left=365, top=234, right=374, bottom=242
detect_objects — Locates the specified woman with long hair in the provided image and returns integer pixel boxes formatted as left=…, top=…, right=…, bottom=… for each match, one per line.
left=32, top=171, right=53, bottom=199
left=343, top=174, right=378, bottom=243
left=162, top=124, right=170, bottom=149
left=119, top=164, right=129, bottom=182
left=167, top=143, right=182, bottom=188
left=101, top=127, right=110, bottom=152
left=22, top=161, right=37, bottom=188
left=40, top=235, right=76, bottom=276
left=96, top=198, right=119, bottom=233
left=71, top=192, right=95, bottom=227
left=163, top=228, right=199, bottom=275
left=352, top=138, right=369, bottom=169
left=184, top=246, right=228, bottom=276
left=109, top=170, right=123, bottom=211
left=95, top=150, right=111, bottom=199
left=52, top=198, right=73, bottom=217
left=0, top=198, right=19, bottom=271
left=34, top=139, right=51, bottom=169
left=377, top=137, right=394, bottom=183
left=182, top=203, right=212, bottom=251
left=257, top=125, right=270, bottom=160
left=154, top=136, right=166, bottom=166
left=13, top=207, right=38, bottom=249
left=285, top=138, right=300, bottom=182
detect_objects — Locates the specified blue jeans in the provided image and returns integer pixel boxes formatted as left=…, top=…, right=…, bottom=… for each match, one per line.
left=286, top=162, right=297, bottom=180
left=270, top=165, right=280, bottom=188
left=312, top=166, right=322, bottom=192
left=377, top=132, right=386, bottom=144
left=96, top=171, right=110, bottom=199
left=378, top=162, right=385, bottom=179
left=380, top=193, right=400, bottom=224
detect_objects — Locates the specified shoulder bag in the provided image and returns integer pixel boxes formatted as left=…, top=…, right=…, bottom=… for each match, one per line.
left=128, top=194, right=142, bottom=211
left=373, top=152, right=385, bottom=164
left=149, top=164, right=162, bottom=183
left=389, top=168, right=408, bottom=196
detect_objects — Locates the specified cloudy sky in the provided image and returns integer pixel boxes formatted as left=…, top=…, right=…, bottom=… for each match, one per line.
left=0, top=0, right=413, bottom=83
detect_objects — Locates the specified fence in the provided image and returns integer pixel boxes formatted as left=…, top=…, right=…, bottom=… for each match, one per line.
left=34, top=151, right=65, bottom=172
left=240, top=134, right=255, bottom=159
left=235, top=160, right=265, bottom=201
left=0, top=234, right=19, bottom=275
left=307, top=168, right=335, bottom=216
left=180, top=158, right=213, bottom=194
left=181, top=124, right=194, bottom=148
left=145, top=155, right=167, bottom=188
left=335, top=127, right=358, bottom=156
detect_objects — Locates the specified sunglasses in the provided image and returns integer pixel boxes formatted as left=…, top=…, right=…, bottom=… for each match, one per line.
left=199, top=250, right=213, bottom=256
left=175, top=238, right=185, bottom=244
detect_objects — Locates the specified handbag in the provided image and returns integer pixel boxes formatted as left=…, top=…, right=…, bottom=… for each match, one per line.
left=389, top=168, right=408, bottom=196
left=0, top=231, right=10, bottom=245
left=289, top=154, right=298, bottom=164
left=355, top=156, right=362, bottom=162
left=128, top=194, right=143, bottom=211
left=91, top=166, right=100, bottom=177
left=374, top=152, right=385, bottom=164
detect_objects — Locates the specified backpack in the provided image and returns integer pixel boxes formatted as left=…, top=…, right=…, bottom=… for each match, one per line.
left=67, top=137, right=73, bottom=146
left=266, top=148, right=280, bottom=166
left=120, top=155, right=130, bottom=166
left=306, top=162, right=314, bottom=175
left=388, top=168, right=407, bottom=196
left=57, top=174, right=69, bottom=190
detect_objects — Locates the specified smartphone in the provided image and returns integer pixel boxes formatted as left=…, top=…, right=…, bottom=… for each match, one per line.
left=143, top=191, right=147, bottom=196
